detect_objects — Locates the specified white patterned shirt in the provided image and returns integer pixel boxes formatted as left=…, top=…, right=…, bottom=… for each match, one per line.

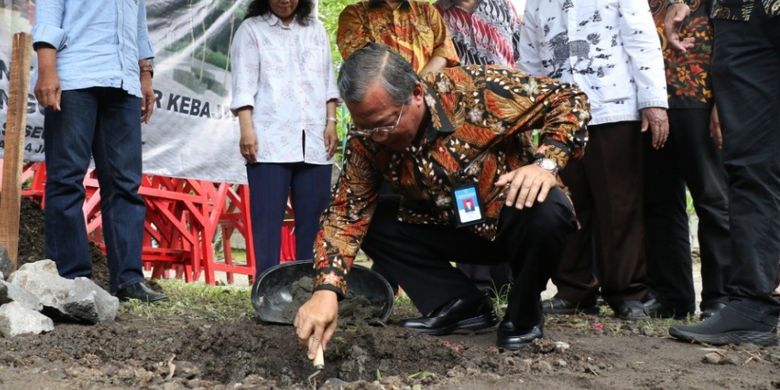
left=230, top=14, right=339, bottom=164
left=517, top=0, right=668, bottom=126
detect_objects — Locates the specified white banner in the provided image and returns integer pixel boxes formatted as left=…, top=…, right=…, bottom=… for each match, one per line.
left=0, top=0, right=251, bottom=183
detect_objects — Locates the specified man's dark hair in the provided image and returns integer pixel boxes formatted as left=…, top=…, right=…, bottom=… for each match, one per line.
left=338, top=44, right=420, bottom=106
left=244, top=0, right=314, bottom=24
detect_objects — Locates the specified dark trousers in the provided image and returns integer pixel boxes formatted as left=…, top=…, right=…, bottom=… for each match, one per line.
left=643, top=109, right=731, bottom=315
left=246, top=162, right=332, bottom=275
left=361, top=188, right=576, bottom=330
left=711, top=4, right=780, bottom=321
left=554, top=121, right=647, bottom=308
left=44, top=88, right=145, bottom=292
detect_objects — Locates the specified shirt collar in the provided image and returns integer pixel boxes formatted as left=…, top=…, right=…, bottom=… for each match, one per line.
left=262, top=13, right=297, bottom=28
left=419, top=81, right=455, bottom=145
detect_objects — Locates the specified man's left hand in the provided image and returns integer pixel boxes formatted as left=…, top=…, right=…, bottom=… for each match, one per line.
left=641, top=107, right=669, bottom=149
left=140, top=74, right=155, bottom=124
left=496, top=164, right=557, bottom=210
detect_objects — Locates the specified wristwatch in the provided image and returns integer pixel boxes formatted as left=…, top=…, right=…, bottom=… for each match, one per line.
left=534, top=158, right=559, bottom=175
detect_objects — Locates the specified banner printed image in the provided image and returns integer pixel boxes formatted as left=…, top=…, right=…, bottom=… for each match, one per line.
left=0, top=0, right=253, bottom=183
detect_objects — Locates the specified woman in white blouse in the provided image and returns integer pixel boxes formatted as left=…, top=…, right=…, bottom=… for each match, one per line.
left=230, top=0, right=340, bottom=276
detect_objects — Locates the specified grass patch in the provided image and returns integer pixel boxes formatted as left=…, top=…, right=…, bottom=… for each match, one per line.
left=119, top=279, right=252, bottom=322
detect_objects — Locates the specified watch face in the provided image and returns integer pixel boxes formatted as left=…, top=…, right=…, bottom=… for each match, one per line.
left=539, top=159, right=556, bottom=170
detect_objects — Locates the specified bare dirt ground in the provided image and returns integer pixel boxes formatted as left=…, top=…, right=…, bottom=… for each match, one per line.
left=6, top=198, right=779, bottom=389
left=0, top=294, right=777, bottom=390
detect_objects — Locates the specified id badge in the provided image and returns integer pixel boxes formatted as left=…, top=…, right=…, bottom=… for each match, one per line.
left=452, top=184, right=485, bottom=227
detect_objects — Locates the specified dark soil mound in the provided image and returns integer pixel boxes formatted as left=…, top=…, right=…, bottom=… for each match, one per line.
left=18, top=197, right=111, bottom=290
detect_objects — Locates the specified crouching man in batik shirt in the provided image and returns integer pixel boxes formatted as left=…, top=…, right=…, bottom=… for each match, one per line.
left=293, top=44, right=589, bottom=357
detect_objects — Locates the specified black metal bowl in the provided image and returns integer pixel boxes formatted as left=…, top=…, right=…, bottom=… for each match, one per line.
left=251, top=260, right=394, bottom=325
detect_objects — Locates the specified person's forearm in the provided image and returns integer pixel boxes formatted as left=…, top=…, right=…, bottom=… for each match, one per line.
left=420, top=56, right=447, bottom=76
left=236, top=107, right=254, bottom=133
left=36, top=46, right=58, bottom=75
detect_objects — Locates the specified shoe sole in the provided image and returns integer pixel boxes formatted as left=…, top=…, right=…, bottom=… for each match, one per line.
left=410, top=313, right=499, bottom=336
left=497, top=334, right=543, bottom=351
left=669, top=328, right=779, bottom=346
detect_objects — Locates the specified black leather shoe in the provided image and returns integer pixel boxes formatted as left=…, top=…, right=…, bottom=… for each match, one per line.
left=496, top=318, right=544, bottom=350
left=670, top=304, right=778, bottom=346
left=542, top=295, right=597, bottom=315
left=615, top=300, right=649, bottom=321
left=116, top=282, right=169, bottom=303
left=400, top=294, right=498, bottom=336
left=699, top=302, right=726, bottom=321
left=644, top=297, right=691, bottom=320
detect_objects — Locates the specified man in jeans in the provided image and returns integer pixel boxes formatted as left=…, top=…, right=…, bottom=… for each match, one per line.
left=32, top=1, right=167, bottom=302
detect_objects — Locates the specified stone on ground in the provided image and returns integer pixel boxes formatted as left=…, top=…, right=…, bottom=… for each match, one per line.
left=0, top=280, right=43, bottom=311
left=9, top=260, right=118, bottom=323
left=62, top=278, right=118, bottom=324
left=0, top=301, right=54, bottom=337
left=0, top=245, right=12, bottom=278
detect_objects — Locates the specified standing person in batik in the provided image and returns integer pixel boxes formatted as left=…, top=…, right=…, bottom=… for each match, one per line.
left=642, top=0, right=732, bottom=321
left=336, top=0, right=459, bottom=75
left=434, top=0, right=523, bottom=296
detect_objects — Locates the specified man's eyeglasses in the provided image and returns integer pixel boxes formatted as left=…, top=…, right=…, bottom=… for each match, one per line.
left=349, top=104, right=406, bottom=137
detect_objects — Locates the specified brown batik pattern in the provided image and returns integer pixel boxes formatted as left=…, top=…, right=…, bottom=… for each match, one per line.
left=313, top=65, right=590, bottom=297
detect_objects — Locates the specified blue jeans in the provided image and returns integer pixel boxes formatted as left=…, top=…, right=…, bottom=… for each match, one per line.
left=44, top=87, right=145, bottom=292
left=246, top=162, right=332, bottom=275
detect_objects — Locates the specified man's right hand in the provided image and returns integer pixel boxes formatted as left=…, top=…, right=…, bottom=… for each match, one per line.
left=34, top=46, right=61, bottom=111
left=664, top=3, right=694, bottom=52
left=294, top=290, right=339, bottom=361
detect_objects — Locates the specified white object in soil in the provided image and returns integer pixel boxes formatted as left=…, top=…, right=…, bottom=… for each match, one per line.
left=0, top=280, right=43, bottom=311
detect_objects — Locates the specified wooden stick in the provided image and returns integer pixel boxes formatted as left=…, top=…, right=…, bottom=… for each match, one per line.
left=0, top=32, right=32, bottom=271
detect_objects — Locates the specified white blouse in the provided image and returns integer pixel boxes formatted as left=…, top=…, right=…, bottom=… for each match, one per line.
left=517, top=0, right=668, bottom=126
left=230, top=14, right=340, bottom=164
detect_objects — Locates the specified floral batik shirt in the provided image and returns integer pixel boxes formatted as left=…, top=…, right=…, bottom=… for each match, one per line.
left=652, top=0, right=713, bottom=109
left=337, top=0, right=460, bottom=73
left=670, top=0, right=780, bottom=21
left=313, top=65, right=590, bottom=297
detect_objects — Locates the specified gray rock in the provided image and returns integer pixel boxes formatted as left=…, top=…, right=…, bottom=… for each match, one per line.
left=8, top=260, right=70, bottom=311
left=0, top=301, right=54, bottom=337
left=0, top=280, right=43, bottom=311
left=0, top=245, right=12, bottom=278
left=62, top=278, right=119, bottom=324
left=9, top=260, right=117, bottom=323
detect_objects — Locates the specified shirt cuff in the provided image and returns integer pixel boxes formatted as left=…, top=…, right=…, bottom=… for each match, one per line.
left=637, top=99, right=670, bottom=110
left=230, top=95, right=255, bottom=115
left=313, top=266, right=347, bottom=299
left=32, top=24, right=67, bottom=51
left=138, top=40, right=155, bottom=61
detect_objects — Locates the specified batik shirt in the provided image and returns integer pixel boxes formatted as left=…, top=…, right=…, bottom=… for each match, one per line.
left=671, top=0, right=779, bottom=21
left=435, top=0, right=523, bottom=67
left=652, top=0, right=713, bottom=109
left=312, top=66, right=590, bottom=297
left=517, top=0, right=668, bottom=126
left=337, top=0, right=460, bottom=73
